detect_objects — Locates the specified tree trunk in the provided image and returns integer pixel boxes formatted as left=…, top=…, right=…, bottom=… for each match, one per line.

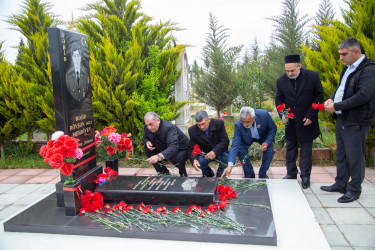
left=227, top=105, right=232, bottom=115
left=1, top=142, right=4, bottom=160
left=217, top=108, right=220, bottom=119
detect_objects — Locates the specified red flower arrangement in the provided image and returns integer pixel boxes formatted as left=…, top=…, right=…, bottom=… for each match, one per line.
left=93, top=167, right=118, bottom=186
left=80, top=190, right=103, bottom=214
left=312, top=103, right=325, bottom=111
left=276, top=103, right=295, bottom=120
left=39, top=131, right=83, bottom=184
left=95, top=126, right=133, bottom=160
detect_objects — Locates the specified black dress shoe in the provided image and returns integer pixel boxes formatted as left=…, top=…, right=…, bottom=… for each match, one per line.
left=301, top=177, right=310, bottom=189
left=283, top=174, right=297, bottom=179
left=320, top=184, right=346, bottom=194
left=245, top=174, right=256, bottom=178
left=259, top=174, right=269, bottom=179
left=338, top=191, right=360, bottom=203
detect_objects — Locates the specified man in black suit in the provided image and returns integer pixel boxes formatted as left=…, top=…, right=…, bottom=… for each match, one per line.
left=143, top=112, right=189, bottom=177
left=188, top=111, right=229, bottom=178
left=321, top=38, right=375, bottom=203
left=65, top=45, right=89, bottom=102
left=275, top=54, right=324, bottom=189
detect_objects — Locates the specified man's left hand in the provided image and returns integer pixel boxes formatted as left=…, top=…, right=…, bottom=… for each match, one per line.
left=260, top=142, right=268, bottom=152
left=303, top=118, right=312, bottom=126
left=205, top=151, right=216, bottom=160
left=146, top=155, right=159, bottom=164
left=325, top=102, right=336, bottom=113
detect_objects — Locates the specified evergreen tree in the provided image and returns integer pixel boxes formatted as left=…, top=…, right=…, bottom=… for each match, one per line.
left=15, top=37, right=25, bottom=66
left=249, top=37, right=261, bottom=62
left=0, top=44, right=26, bottom=159
left=311, top=0, right=336, bottom=51
left=7, top=0, right=61, bottom=134
left=262, top=0, right=310, bottom=98
left=303, top=0, right=375, bottom=146
left=192, top=13, right=242, bottom=118
left=78, top=0, right=185, bottom=147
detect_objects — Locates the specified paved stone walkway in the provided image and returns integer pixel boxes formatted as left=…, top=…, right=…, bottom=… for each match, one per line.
left=0, top=166, right=374, bottom=249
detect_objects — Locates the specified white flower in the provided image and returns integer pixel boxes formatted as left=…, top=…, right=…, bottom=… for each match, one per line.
left=51, top=131, right=65, bottom=141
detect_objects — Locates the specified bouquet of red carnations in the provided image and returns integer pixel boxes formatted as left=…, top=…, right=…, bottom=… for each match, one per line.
left=39, top=131, right=83, bottom=183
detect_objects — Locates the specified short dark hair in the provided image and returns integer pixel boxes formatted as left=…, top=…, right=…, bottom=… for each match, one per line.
left=195, top=111, right=209, bottom=122
left=339, top=37, right=361, bottom=52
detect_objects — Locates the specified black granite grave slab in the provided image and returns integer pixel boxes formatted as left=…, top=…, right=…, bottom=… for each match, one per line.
left=97, top=176, right=218, bottom=205
left=3, top=179, right=276, bottom=246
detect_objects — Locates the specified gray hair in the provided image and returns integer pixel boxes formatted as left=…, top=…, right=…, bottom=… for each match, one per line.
left=339, top=37, right=361, bottom=52
left=240, top=107, right=255, bottom=118
left=144, top=112, right=159, bottom=121
left=195, top=111, right=209, bottom=122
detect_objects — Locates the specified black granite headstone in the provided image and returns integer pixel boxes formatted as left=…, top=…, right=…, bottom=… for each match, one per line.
left=48, top=27, right=102, bottom=215
left=48, top=27, right=97, bottom=181
left=96, top=176, right=219, bottom=205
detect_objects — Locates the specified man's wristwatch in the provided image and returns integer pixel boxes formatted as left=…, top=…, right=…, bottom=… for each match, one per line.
left=157, top=154, right=162, bottom=161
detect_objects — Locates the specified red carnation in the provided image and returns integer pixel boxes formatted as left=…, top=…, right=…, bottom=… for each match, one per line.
left=49, top=153, right=64, bottom=169
left=312, top=103, right=317, bottom=109
left=39, top=145, right=48, bottom=157
left=126, top=144, right=132, bottom=152
left=64, top=137, right=78, bottom=150
left=124, top=138, right=131, bottom=145
left=60, top=162, right=73, bottom=176
left=106, top=145, right=116, bottom=155
left=277, top=104, right=285, bottom=112
left=287, top=113, right=294, bottom=118
left=47, top=139, right=55, bottom=148
left=116, top=143, right=126, bottom=152
left=317, top=103, right=324, bottom=111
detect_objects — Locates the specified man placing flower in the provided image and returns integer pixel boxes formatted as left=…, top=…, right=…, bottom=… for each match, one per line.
left=143, top=112, right=189, bottom=177
left=188, top=111, right=229, bottom=178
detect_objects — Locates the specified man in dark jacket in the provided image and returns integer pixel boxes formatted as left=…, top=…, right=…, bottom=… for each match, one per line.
left=221, top=107, right=277, bottom=180
left=321, top=38, right=375, bottom=203
left=143, top=112, right=189, bottom=176
left=275, top=54, right=324, bottom=189
left=188, top=111, right=229, bottom=178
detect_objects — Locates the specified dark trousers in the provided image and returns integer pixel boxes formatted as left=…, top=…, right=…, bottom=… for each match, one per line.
left=335, top=117, right=370, bottom=194
left=144, top=147, right=188, bottom=176
left=237, top=140, right=275, bottom=177
left=286, top=139, right=313, bottom=178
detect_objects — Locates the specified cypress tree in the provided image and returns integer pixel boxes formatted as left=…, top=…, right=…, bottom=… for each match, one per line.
left=303, top=0, right=375, bottom=146
left=192, top=13, right=242, bottom=118
left=0, top=44, right=27, bottom=159
left=262, top=0, right=310, bottom=98
left=7, top=0, right=61, bottom=134
left=78, top=0, right=185, bottom=147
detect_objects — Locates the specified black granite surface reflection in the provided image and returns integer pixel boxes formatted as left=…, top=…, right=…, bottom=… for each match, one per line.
left=4, top=179, right=276, bottom=246
left=97, top=176, right=219, bottom=205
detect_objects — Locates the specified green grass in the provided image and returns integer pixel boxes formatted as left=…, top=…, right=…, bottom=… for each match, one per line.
left=0, top=154, right=50, bottom=169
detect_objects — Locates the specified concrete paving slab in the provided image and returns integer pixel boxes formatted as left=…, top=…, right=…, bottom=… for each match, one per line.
left=331, top=247, right=353, bottom=250
left=366, top=208, right=375, bottom=218
left=310, top=174, right=335, bottom=183
left=323, top=167, right=337, bottom=174
left=311, top=167, right=329, bottom=174
left=37, top=169, right=60, bottom=176
left=361, top=183, right=375, bottom=194
left=357, top=194, right=375, bottom=207
left=0, top=184, right=18, bottom=193
left=338, top=225, right=375, bottom=247
left=33, top=184, right=55, bottom=194
left=0, top=194, right=27, bottom=206
left=316, top=194, right=361, bottom=208
left=326, top=208, right=375, bottom=225
left=4, top=184, right=42, bottom=194
left=12, top=193, right=48, bottom=206
left=0, top=175, right=9, bottom=182
left=0, top=175, right=33, bottom=184
left=0, top=205, right=27, bottom=220
left=311, top=207, right=334, bottom=224
left=47, top=176, right=60, bottom=184
left=305, top=194, right=322, bottom=207
left=309, top=182, right=334, bottom=195
left=0, top=169, right=25, bottom=176
left=24, top=175, right=61, bottom=184
left=320, top=224, right=350, bottom=246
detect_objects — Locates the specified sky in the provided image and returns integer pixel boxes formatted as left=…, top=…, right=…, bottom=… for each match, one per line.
left=0, top=0, right=347, bottom=65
